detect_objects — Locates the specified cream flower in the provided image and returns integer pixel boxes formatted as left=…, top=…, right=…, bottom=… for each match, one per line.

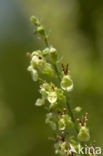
left=27, top=65, right=38, bottom=81
left=61, top=75, right=73, bottom=92
left=47, top=91, right=57, bottom=104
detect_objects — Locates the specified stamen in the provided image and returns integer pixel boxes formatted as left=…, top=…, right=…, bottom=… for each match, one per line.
left=62, top=63, right=65, bottom=74
left=77, top=113, right=88, bottom=126
left=65, top=64, right=69, bottom=75
left=62, top=63, right=69, bottom=75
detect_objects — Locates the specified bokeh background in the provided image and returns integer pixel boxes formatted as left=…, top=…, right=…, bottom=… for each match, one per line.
left=0, top=0, right=103, bottom=155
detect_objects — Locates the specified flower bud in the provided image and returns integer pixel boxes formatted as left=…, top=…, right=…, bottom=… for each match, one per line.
left=56, top=89, right=66, bottom=102
left=31, top=16, right=40, bottom=25
left=42, top=48, right=49, bottom=56
left=37, top=25, right=44, bottom=34
left=42, top=63, right=55, bottom=77
left=61, top=75, right=73, bottom=92
left=74, top=106, right=82, bottom=113
left=35, top=98, right=45, bottom=106
left=49, top=47, right=57, bottom=63
left=58, top=118, right=66, bottom=131
left=78, top=126, right=90, bottom=142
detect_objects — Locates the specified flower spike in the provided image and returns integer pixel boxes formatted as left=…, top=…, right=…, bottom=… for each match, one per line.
left=27, top=16, right=96, bottom=156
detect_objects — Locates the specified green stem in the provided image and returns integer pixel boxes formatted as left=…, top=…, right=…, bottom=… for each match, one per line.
left=53, top=63, right=61, bottom=82
left=66, top=101, right=79, bottom=134
left=44, top=35, right=49, bottom=47
left=41, top=23, right=78, bottom=135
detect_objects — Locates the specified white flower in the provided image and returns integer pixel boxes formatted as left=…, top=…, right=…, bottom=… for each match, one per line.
left=27, top=65, right=33, bottom=72
left=35, top=98, right=45, bottom=106
left=27, top=65, right=38, bottom=81
left=31, top=69, right=38, bottom=81
left=40, top=82, right=49, bottom=97
left=61, top=75, right=73, bottom=92
left=47, top=91, right=57, bottom=104
left=31, top=55, right=44, bottom=67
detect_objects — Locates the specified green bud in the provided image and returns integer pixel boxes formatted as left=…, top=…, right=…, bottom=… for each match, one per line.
left=58, top=118, right=66, bottom=131
left=42, top=63, right=55, bottom=77
left=49, top=47, right=57, bottom=63
left=35, top=98, right=45, bottom=106
left=42, top=48, right=49, bottom=56
left=78, top=126, right=90, bottom=142
left=61, top=75, right=73, bottom=92
left=56, top=89, right=66, bottom=102
left=37, top=25, right=44, bottom=34
left=31, top=16, right=40, bottom=25
left=74, top=106, right=82, bottom=113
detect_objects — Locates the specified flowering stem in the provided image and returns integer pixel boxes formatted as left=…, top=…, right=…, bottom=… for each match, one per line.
left=28, top=16, right=92, bottom=156
left=38, top=18, right=79, bottom=137
left=43, top=32, right=77, bottom=133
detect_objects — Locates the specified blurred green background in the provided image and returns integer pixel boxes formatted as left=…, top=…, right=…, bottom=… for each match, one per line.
left=0, top=0, right=103, bottom=155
